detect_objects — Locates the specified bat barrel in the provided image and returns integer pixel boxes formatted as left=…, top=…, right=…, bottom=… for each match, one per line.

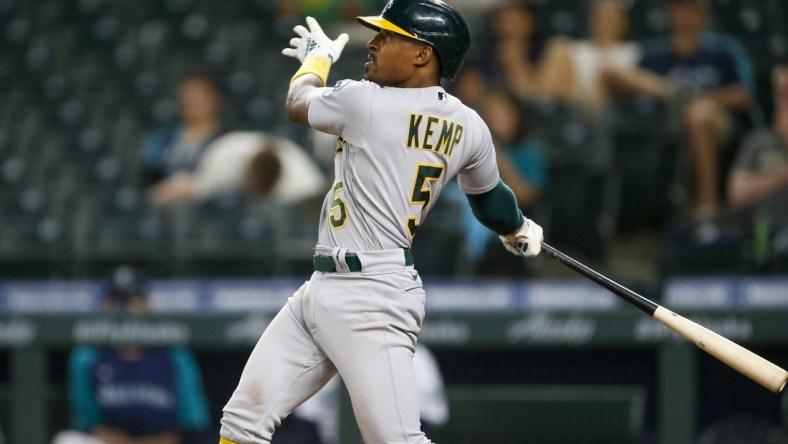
left=541, top=242, right=788, bottom=393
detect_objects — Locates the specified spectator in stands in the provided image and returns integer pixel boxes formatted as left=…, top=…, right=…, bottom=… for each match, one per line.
left=462, top=90, right=547, bottom=274
left=539, top=0, right=640, bottom=115
left=605, top=0, right=754, bottom=221
left=52, top=266, right=210, bottom=444
left=728, top=61, right=788, bottom=210
left=150, top=131, right=326, bottom=206
left=454, top=0, right=545, bottom=105
left=145, top=68, right=226, bottom=200
left=725, top=61, right=788, bottom=249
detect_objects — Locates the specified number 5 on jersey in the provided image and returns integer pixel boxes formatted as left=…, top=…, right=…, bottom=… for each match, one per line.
left=407, top=163, right=445, bottom=238
left=329, top=180, right=347, bottom=229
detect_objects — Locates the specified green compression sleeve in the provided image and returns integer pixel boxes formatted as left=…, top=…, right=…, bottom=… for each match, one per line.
left=466, top=180, right=524, bottom=235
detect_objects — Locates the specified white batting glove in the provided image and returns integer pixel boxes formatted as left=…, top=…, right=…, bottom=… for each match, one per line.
left=499, top=217, right=543, bottom=257
left=282, top=16, right=349, bottom=64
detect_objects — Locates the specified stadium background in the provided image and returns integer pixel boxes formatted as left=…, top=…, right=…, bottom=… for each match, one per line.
left=0, top=0, right=787, bottom=443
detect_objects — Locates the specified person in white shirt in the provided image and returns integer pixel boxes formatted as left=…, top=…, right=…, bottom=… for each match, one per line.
left=539, top=0, right=640, bottom=114
left=151, top=131, right=326, bottom=206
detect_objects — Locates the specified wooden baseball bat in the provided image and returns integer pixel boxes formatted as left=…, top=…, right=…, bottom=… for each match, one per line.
left=541, top=242, right=788, bottom=393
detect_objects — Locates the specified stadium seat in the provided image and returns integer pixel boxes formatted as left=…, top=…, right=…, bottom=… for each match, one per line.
left=0, top=156, right=27, bottom=186
left=0, top=127, right=9, bottom=157
left=529, top=100, right=611, bottom=172
left=4, top=17, right=31, bottom=48
left=544, top=167, right=616, bottom=262
left=73, top=188, right=178, bottom=276
left=173, top=193, right=280, bottom=276
left=0, top=213, right=72, bottom=277
left=0, top=186, right=49, bottom=216
left=603, top=98, right=677, bottom=232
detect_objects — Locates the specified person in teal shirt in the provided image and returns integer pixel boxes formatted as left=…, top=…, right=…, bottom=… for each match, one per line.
left=461, top=90, right=547, bottom=274
left=54, top=266, right=210, bottom=444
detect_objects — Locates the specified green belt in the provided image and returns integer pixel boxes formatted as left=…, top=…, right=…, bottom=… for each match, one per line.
left=313, top=249, right=414, bottom=272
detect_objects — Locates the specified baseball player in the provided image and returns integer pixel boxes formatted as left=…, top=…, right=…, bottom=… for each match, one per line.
left=219, top=0, right=543, bottom=443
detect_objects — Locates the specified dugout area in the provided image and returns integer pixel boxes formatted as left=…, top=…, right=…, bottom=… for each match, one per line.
left=2, top=338, right=787, bottom=443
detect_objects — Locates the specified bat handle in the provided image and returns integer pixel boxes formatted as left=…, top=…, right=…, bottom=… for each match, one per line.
left=541, top=242, right=658, bottom=316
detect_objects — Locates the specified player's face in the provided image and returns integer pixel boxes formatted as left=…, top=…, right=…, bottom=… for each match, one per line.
left=365, top=30, right=423, bottom=87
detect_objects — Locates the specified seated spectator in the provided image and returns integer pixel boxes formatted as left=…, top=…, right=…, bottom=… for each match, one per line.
left=144, top=68, right=226, bottom=198
left=461, top=91, right=547, bottom=274
left=52, top=266, right=210, bottom=444
left=728, top=62, right=788, bottom=210
left=605, top=0, right=754, bottom=220
left=152, top=131, right=326, bottom=206
left=539, top=0, right=640, bottom=115
left=725, top=61, right=788, bottom=249
left=454, top=0, right=545, bottom=105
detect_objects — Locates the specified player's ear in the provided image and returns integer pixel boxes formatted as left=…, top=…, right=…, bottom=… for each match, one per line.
left=413, top=44, right=435, bottom=69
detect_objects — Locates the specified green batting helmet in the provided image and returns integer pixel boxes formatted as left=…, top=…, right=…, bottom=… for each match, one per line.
left=357, top=0, right=471, bottom=80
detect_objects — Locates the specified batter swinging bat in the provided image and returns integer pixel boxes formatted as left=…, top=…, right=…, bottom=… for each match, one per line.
left=541, top=242, right=788, bottom=393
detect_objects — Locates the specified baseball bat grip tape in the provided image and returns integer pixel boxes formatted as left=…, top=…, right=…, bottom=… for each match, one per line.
left=653, top=307, right=788, bottom=393
left=541, top=243, right=658, bottom=315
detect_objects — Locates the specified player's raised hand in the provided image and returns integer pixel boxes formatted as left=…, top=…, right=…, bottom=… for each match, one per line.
left=282, top=16, right=349, bottom=64
left=499, top=217, right=543, bottom=257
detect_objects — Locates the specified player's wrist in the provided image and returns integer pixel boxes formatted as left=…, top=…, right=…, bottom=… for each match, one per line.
left=507, top=213, right=526, bottom=237
left=291, top=54, right=332, bottom=86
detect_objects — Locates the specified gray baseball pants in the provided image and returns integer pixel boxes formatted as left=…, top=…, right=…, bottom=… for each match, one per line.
left=220, top=247, right=431, bottom=444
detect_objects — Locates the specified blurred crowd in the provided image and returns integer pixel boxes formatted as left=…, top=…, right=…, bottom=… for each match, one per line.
left=1, top=1, right=788, bottom=441
left=1, top=0, right=787, bottom=279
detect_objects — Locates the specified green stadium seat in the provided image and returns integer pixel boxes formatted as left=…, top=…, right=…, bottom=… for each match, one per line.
left=73, top=191, right=178, bottom=276
left=0, top=213, right=72, bottom=276
left=604, top=98, right=676, bottom=231
left=173, top=194, right=280, bottom=276
left=529, top=100, right=611, bottom=172
left=544, top=167, right=616, bottom=262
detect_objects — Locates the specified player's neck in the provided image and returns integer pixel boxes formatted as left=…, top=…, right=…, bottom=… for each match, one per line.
left=385, top=69, right=441, bottom=89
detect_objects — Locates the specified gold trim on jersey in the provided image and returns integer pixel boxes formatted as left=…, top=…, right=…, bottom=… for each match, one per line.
left=406, top=163, right=445, bottom=238
left=406, top=113, right=463, bottom=158
left=329, top=180, right=348, bottom=229
left=335, top=137, right=347, bottom=156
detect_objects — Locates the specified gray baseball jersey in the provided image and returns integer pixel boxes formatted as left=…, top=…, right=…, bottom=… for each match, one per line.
left=220, top=80, right=500, bottom=444
left=309, top=79, right=500, bottom=251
